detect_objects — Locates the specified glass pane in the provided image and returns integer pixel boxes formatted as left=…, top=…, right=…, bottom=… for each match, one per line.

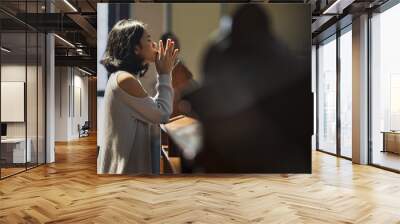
left=312, top=45, right=317, bottom=150
left=318, top=37, right=337, bottom=154
left=0, top=1, right=46, bottom=178
left=371, top=4, right=400, bottom=171
left=38, top=32, right=45, bottom=165
left=1, top=31, right=28, bottom=177
left=27, top=31, right=38, bottom=169
left=340, top=29, right=352, bottom=158
left=26, top=0, right=41, bottom=170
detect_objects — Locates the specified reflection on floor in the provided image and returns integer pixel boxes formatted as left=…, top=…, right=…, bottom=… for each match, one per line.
left=0, top=162, right=40, bottom=178
left=0, top=167, right=25, bottom=178
left=341, top=148, right=352, bottom=158
left=373, top=150, right=400, bottom=171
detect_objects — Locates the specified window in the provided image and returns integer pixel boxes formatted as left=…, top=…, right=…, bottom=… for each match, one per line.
left=370, top=2, right=400, bottom=171
left=0, top=1, right=47, bottom=179
left=317, top=35, right=337, bottom=154
left=339, top=27, right=352, bottom=158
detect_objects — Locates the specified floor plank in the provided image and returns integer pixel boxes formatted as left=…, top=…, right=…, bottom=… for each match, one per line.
left=1, top=134, right=400, bottom=223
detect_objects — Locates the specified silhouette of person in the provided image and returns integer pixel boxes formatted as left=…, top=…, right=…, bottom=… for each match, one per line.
left=186, top=4, right=312, bottom=173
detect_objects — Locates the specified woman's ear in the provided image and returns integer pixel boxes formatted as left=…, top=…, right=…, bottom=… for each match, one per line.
left=134, top=45, right=140, bottom=55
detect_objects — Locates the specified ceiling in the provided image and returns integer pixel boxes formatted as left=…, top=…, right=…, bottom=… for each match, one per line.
left=310, top=0, right=390, bottom=43
left=0, top=0, right=395, bottom=74
left=0, top=0, right=106, bottom=73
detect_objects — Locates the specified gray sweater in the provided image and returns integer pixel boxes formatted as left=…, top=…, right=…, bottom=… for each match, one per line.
left=97, top=71, right=173, bottom=174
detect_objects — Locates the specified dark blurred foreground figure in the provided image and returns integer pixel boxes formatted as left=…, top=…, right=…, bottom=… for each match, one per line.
left=186, top=4, right=313, bottom=173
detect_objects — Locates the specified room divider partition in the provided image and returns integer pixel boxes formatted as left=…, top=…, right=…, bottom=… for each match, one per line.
left=0, top=0, right=47, bottom=179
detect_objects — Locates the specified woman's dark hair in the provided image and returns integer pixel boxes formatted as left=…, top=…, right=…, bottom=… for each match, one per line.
left=100, top=19, right=149, bottom=77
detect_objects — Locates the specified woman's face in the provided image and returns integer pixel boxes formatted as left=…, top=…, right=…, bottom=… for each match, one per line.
left=135, top=29, right=158, bottom=64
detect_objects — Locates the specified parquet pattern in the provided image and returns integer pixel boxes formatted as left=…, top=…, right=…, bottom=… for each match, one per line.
left=1, top=135, right=400, bottom=223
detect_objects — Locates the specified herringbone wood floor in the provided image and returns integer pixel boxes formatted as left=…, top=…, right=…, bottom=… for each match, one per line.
left=1, top=135, right=400, bottom=223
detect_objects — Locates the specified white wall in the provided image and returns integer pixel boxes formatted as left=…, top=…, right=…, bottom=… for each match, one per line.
left=55, top=67, right=89, bottom=141
left=1, top=63, right=46, bottom=164
left=72, top=72, right=89, bottom=138
left=1, top=65, right=28, bottom=145
left=55, top=67, right=68, bottom=141
left=1, top=65, right=35, bottom=137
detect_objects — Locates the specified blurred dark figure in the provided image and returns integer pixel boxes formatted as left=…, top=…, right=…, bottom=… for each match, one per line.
left=186, top=4, right=313, bottom=173
left=160, top=33, right=198, bottom=118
